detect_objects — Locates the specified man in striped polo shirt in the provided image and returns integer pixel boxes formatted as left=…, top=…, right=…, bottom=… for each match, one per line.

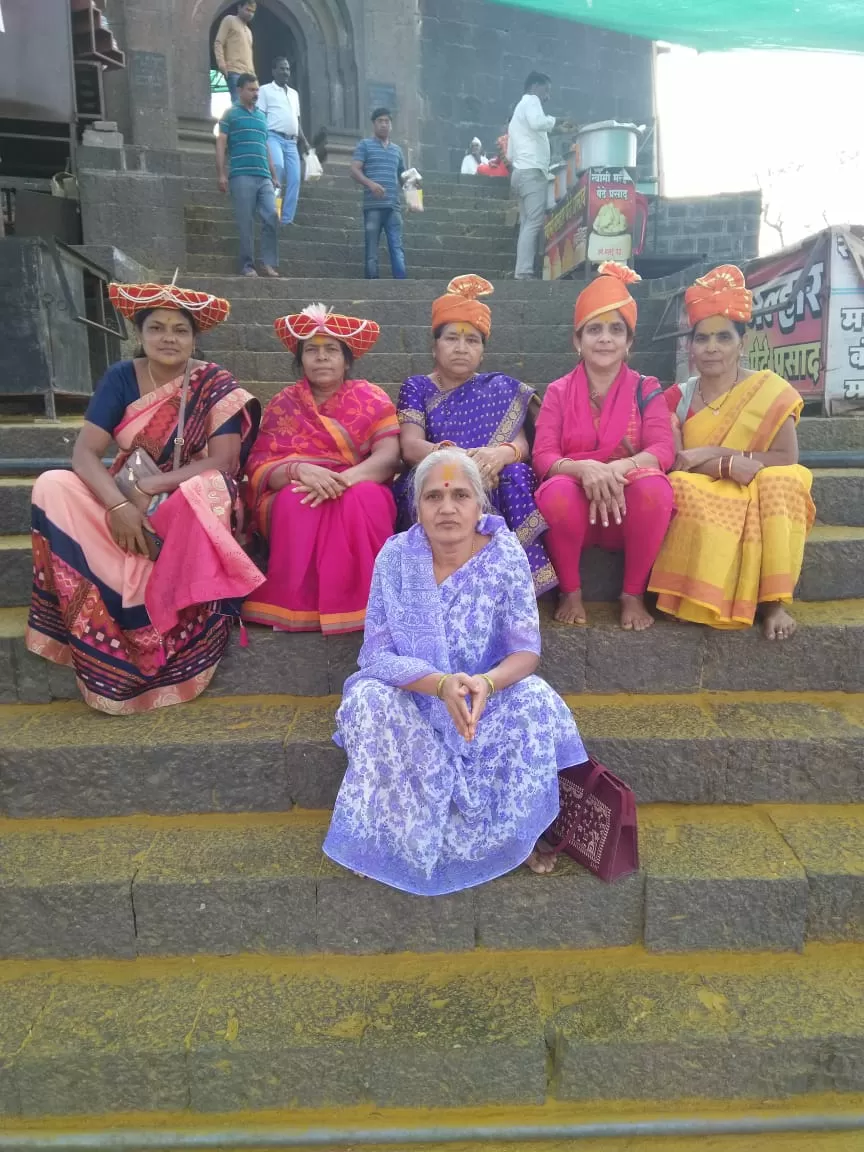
left=216, top=73, right=281, bottom=277
left=351, top=107, right=407, bottom=279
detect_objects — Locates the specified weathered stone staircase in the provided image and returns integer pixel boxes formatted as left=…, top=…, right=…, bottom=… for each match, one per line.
left=1, top=155, right=864, bottom=1147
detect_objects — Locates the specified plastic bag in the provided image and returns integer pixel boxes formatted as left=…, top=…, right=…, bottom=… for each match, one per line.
left=305, top=152, right=323, bottom=181
left=402, top=167, right=424, bottom=213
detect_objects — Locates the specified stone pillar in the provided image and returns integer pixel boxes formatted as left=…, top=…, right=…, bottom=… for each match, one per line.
left=361, top=0, right=421, bottom=162
left=103, top=0, right=178, bottom=151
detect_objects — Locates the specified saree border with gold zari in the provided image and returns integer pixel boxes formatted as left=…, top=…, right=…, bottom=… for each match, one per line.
left=648, top=370, right=816, bottom=628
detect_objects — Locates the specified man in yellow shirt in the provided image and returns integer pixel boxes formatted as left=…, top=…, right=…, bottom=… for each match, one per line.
left=214, top=1, right=257, bottom=104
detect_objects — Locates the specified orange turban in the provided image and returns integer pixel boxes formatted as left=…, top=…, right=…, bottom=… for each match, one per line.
left=574, top=262, right=641, bottom=334
left=431, top=274, right=494, bottom=339
left=684, top=264, right=753, bottom=327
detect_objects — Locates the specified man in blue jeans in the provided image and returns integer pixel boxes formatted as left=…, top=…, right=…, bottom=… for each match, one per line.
left=216, top=73, right=281, bottom=277
left=351, top=107, right=407, bottom=280
left=257, top=57, right=309, bottom=226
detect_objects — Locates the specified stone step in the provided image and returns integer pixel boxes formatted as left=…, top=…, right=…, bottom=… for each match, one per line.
left=186, top=216, right=513, bottom=243
left=2, top=522, right=862, bottom=608
left=217, top=297, right=582, bottom=328
left=200, top=320, right=599, bottom=355
left=183, top=175, right=511, bottom=203
left=185, top=234, right=514, bottom=264
left=183, top=255, right=515, bottom=279
left=166, top=275, right=586, bottom=300
left=1, top=947, right=864, bottom=1116
left=1, top=804, right=860, bottom=959
left=4, top=600, right=863, bottom=705
left=188, top=203, right=513, bottom=228
left=1, top=691, right=862, bottom=817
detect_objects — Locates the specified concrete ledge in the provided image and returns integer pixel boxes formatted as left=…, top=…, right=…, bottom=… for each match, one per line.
left=1, top=693, right=863, bottom=817
left=9, top=599, right=864, bottom=705
left=3, top=948, right=864, bottom=1116
left=0, top=805, right=862, bottom=959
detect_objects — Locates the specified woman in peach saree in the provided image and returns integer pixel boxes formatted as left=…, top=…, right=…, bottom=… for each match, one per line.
left=27, top=282, right=263, bottom=713
left=648, top=266, right=815, bottom=639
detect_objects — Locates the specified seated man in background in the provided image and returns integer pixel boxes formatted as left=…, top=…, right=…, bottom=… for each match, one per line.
left=461, top=137, right=488, bottom=175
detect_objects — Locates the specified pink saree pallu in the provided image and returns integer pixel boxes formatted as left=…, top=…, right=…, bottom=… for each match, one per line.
left=26, top=362, right=263, bottom=714
left=242, top=481, right=396, bottom=634
left=242, top=377, right=399, bottom=635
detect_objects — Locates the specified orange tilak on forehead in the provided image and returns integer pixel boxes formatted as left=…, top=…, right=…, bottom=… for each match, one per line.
left=452, top=323, right=477, bottom=337
left=594, top=311, right=621, bottom=326
left=307, top=334, right=330, bottom=346
left=441, top=462, right=459, bottom=484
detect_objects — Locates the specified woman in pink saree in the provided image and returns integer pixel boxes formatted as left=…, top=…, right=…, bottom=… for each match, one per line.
left=26, top=282, right=263, bottom=714
left=242, top=305, right=400, bottom=635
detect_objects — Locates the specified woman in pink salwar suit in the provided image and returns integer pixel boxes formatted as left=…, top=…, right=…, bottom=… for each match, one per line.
left=242, top=305, right=401, bottom=635
left=533, top=263, right=675, bottom=630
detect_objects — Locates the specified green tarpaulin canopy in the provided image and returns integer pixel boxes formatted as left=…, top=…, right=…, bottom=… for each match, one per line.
left=489, top=0, right=864, bottom=52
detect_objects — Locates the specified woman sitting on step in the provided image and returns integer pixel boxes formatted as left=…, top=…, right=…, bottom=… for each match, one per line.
left=323, top=449, right=588, bottom=895
left=26, top=282, right=263, bottom=714
left=533, top=263, right=675, bottom=631
left=648, top=265, right=815, bottom=639
left=393, top=274, right=556, bottom=595
left=241, top=305, right=400, bottom=634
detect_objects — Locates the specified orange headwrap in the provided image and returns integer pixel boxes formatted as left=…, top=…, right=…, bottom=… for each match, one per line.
left=431, top=274, right=494, bottom=339
left=574, top=262, right=641, bottom=334
left=684, top=264, right=753, bottom=328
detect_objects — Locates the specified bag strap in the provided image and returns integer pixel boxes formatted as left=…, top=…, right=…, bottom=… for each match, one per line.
left=172, top=360, right=193, bottom=472
left=546, top=758, right=607, bottom=858
left=676, top=376, right=699, bottom=425
left=636, top=373, right=663, bottom=416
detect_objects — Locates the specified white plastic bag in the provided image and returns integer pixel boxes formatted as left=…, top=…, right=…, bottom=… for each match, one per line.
left=305, top=152, right=323, bottom=181
left=402, top=167, right=424, bottom=212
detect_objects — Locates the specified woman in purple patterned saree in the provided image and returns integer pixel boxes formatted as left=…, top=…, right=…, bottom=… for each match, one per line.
left=323, top=450, right=587, bottom=896
left=393, top=274, right=556, bottom=595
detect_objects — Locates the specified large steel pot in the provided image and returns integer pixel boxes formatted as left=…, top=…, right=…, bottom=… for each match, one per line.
left=574, top=121, right=643, bottom=170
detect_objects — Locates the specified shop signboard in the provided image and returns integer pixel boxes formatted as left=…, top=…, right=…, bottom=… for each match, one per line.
left=744, top=240, right=826, bottom=402
left=824, top=228, right=864, bottom=414
left=543, top=168, right=637, bottom=280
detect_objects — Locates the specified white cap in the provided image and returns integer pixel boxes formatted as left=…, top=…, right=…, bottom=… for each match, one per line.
left=471, top=136, right=482, bottom=147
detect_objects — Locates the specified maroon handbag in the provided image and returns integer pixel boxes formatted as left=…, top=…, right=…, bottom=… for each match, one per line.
left=544, top=756, right=639, bottom=882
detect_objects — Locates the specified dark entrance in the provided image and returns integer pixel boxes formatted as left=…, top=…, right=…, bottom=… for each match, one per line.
left=209, top=3, right=309, bottom=125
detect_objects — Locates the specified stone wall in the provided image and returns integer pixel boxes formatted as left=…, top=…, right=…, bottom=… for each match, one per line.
left=77, top=147, right=185, bottom=274
left=646, top=191, right=762, bottom=265
left=418, top=0, right=655, bottom=173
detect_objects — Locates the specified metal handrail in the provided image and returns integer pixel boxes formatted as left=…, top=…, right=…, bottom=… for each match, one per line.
left=2, top=1111, right=864, bottom=1150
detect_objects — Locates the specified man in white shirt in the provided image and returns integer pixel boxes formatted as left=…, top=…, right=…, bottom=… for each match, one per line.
left=256, top=56, right=309, bottom=225
left=461, top=138, right=488, bottom=175
left=508, top=72, right=571, bottom=278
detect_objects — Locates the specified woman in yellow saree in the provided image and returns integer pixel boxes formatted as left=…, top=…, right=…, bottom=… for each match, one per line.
left=648, top=265, right=815, bottom=640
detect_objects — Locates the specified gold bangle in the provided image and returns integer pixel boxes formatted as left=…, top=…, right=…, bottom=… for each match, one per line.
left=480, top=673, right=496, bottom=697
left=436, top=674, right=451, bottom=698
left=107, top=499, right=131, bottom=514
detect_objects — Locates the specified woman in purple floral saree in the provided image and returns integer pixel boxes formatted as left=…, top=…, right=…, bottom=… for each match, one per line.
left=323, top=450, right=587, bottom=896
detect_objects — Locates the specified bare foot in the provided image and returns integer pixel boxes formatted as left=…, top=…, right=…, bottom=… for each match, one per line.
left=620, top=593, right=654, bottom=631
left=761, top=602, right=797, bottom=640
left=525, top=841, right=557, bottom=875
left=555, top=590, right=587, bottom=625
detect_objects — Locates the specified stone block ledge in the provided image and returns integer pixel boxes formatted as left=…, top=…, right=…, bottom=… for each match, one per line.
left=0, top=691, right=863, bottom=816
left=1, top=946, right=864, bottom=1115
left=1, top=804, right=861, bottom=960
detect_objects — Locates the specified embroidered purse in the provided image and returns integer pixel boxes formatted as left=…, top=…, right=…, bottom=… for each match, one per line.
left=113, top=361, right=193, bottom=560
left=544, top=756, right=639, bottom=882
